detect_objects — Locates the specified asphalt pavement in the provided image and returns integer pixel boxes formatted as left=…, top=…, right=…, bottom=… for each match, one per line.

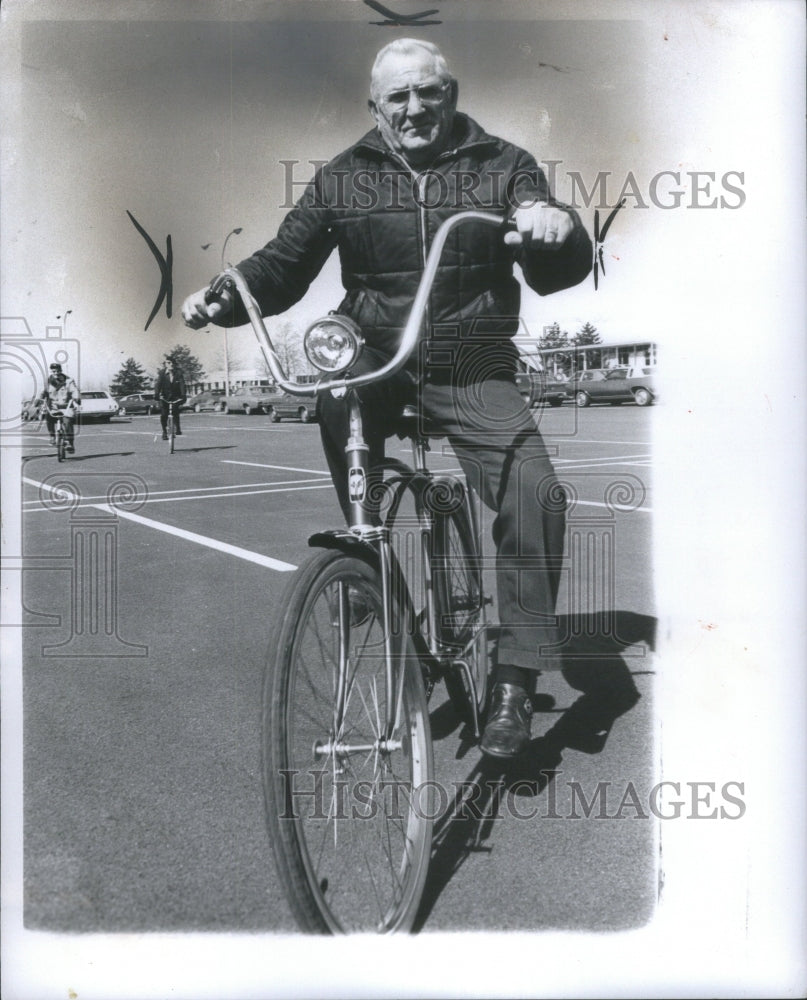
left=19, top=402, right=656, bottom=934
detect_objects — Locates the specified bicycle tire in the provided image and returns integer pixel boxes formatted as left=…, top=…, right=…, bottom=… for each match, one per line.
left=263, top=548, right=433, bottom=934
left=56, top=426, right=66, bottom=462
left=432, top=501, right=489, bottom=725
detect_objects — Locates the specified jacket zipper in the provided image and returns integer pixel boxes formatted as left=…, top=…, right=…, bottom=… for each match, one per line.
left=386, top=144, right=493, bottom=371
left=387, top=152, right=433, bottom=361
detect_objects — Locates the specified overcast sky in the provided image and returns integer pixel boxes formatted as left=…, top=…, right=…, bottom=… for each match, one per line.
left=3, top=1, right=658, bottom=388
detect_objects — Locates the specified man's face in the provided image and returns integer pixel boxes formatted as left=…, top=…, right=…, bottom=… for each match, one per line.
left=369, top=51, right=457, bottom=167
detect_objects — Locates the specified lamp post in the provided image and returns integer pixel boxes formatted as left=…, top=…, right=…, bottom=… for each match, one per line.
left=221, top=227, right=243, bottom=270
left=220, top=228, right=243, bottom=397
left=56, top=309, right=73, bottom=336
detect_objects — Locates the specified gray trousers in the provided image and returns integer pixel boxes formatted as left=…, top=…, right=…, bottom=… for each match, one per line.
left=317, top=353, right=565, bottom=672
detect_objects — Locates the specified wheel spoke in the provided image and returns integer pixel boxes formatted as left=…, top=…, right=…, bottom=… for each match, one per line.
left=265, top=551, right=433, bottom=932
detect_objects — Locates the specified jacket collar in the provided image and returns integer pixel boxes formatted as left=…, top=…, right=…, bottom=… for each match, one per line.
left=353, top=112, right=502, bottom=164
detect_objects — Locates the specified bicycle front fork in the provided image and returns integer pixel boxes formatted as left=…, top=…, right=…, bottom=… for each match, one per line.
left=340, top=391, right=400, bottom=743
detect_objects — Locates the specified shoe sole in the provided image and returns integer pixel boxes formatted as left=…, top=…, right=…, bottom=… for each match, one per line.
left=479, top=740, right=528, bottom=759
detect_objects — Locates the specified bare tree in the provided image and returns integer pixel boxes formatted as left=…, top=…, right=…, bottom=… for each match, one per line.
left=255, top=320, right=314, bottom=381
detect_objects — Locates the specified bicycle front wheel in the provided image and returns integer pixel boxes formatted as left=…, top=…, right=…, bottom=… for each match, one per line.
left=56, top=427, right=66, bottom=462
left=263, top=548, right=433, bottom=933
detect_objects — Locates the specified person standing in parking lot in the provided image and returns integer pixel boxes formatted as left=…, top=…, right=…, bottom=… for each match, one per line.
left=154, top=359, right=187, bottom=439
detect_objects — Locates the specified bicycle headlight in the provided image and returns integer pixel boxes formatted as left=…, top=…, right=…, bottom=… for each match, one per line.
left=303, top=315, right=364, bottom=374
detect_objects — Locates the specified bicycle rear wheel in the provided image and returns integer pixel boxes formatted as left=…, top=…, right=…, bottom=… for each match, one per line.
left=432, top=502, right=489, bottom=727
left=263, top=548, right=433, bottom=933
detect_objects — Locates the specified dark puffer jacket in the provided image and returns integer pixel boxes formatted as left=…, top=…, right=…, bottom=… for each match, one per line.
left=233, top=113, right=592, bottom=383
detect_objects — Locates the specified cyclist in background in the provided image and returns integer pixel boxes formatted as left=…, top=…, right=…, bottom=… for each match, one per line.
left=38, top=362, right=80, bottom=452
left=154, top=358, right=187, bottom=440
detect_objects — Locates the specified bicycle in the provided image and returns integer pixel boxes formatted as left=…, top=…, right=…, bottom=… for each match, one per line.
left=208, top=211, right=516, bottom=934
left=158, top=398, right=181, bottom=453
left=43, top=405, right=75, bottom=462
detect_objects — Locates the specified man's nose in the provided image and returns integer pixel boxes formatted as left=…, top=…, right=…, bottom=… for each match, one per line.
left=405, top=89, right=427, bottom=114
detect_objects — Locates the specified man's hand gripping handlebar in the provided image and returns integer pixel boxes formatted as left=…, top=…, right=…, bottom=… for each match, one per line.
left=181, top=279, right=234, bottom=330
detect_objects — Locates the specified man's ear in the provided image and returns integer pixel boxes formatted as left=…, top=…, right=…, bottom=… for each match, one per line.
left=367, top=98, right=380, bottom=122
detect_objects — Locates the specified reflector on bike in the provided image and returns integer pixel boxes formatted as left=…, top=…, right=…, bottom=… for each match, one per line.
left=303, top=315, right=364, bottom=373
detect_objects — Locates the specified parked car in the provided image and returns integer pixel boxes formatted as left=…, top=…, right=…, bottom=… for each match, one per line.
left=188, top=389, right=226, bottom=412
left=515, top=370, right=566, bottom=407
left=21, top=397, right=43, bottom=421
left=262, top=386, right=318, bottom=423
left=77, top=390, right=119, bottom=422
left=221, top=385, right=282, bottom=416
left=568, top=367, right=657, bottom=407
left=115, top=392, right=159, bottom=416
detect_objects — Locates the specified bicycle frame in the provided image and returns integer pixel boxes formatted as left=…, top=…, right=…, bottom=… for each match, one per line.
left=160, top=398, right=181, bottom=451
left=44, top=406, right=74, bottom=460
left=227, top=211, right=503, bottom=737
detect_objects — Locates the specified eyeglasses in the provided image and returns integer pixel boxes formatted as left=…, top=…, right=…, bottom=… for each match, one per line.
left=380, top=82, right=450, bottom=111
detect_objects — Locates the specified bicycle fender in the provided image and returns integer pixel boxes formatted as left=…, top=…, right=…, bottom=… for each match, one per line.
left=307, top=529, right=380, bottom=568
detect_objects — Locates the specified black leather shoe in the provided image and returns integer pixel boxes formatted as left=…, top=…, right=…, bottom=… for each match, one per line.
left=480, top=683, right=533, bottom=758
left=162, top=433, right=168, bottom=440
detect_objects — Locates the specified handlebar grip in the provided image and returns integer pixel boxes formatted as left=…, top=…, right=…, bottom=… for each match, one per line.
left=205, top=274, right=234, bottom=303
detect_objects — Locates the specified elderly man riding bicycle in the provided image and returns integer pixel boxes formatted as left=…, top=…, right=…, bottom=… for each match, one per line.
left=183, top=38, right=592, bottom=758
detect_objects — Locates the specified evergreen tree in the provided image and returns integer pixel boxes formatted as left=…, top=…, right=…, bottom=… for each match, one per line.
left=571, top=323, right=603, bottom=370
left=110, top=357, right=151, bottom=396
left=572, top=322, right=602, bottom=346
left=537, top=322, right=569, bottom=350
left=163, top=345, right=205, bottom=388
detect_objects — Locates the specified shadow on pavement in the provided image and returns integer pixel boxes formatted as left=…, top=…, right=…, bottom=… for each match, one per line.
left=172, top=445, right=239, bottom=454
left=415, top=610, right=656, bottom=931
left=22, top=451, right=136, bottom=463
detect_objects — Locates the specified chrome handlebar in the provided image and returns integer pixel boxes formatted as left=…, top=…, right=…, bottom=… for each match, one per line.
left=211, top=211, right=510, bottom=398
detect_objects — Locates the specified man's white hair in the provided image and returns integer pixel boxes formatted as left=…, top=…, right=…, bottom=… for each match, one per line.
left=370, top=38, right=452, bottom=99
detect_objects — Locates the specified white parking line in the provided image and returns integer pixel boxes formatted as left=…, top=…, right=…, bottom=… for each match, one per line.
left=555, top=453, right=651, bottom=465
left=222, top=459, right=331, bottom=475
left=571, top=499, right=653, bottom=513
left=22, top=477, right=332, bottom=506
left=24, top=483, right=334, bottom=511
left=555, top=439, right=651, bottom=446
left=21, top=476, right=298, bottom=571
